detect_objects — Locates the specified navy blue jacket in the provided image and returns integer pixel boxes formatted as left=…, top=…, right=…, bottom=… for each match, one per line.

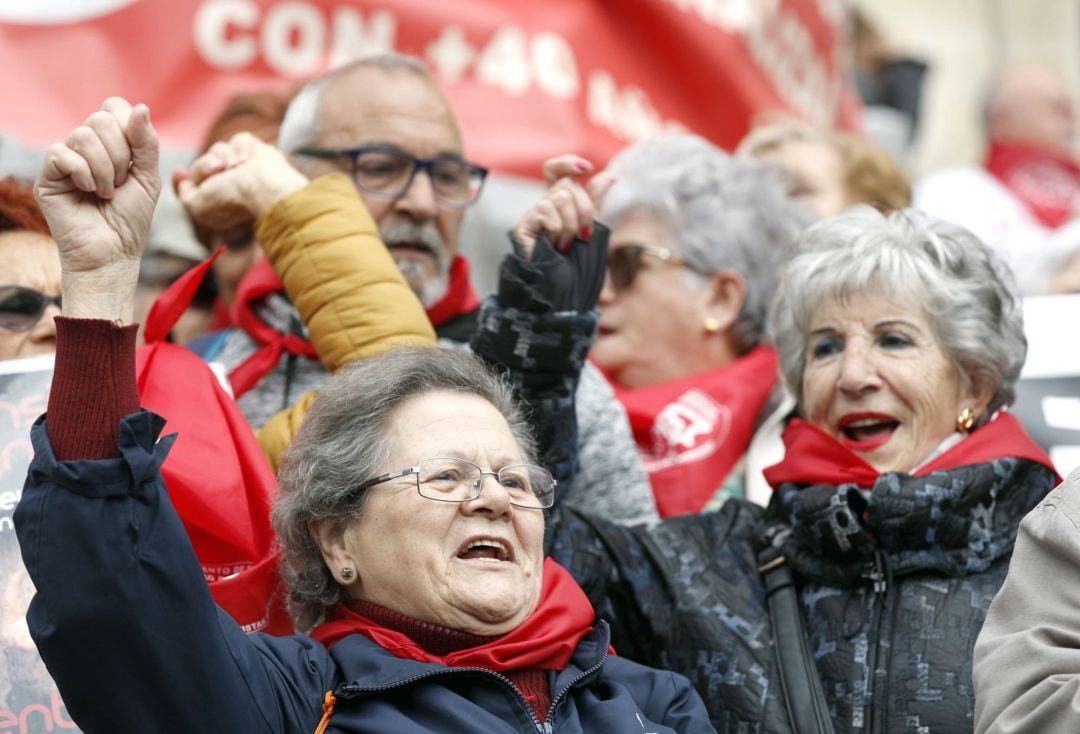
left=15, top=412, right=715, bottom=734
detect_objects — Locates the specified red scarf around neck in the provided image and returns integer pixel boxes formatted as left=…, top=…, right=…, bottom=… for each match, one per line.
left=425, top=255, right=480, bottom=328
left=309, top=558, right=601, bottom=672
left=611, top=346, right=779, bottom=517
left=985, top=141, right=1080, bottom=228
left=227, top=257, right=319, bottom=399
left=227, top=254, right=480, bottom=398
left=763, top=411, right=1059, bottom=490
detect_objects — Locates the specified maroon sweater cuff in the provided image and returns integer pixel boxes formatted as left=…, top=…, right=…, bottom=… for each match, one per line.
left=47, top=317, right=141, bottom=461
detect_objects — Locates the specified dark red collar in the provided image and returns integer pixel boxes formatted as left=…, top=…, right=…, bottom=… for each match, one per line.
left=764, top=411, right=1059, bottom=489
left=310, top=558, right=599, bottom=672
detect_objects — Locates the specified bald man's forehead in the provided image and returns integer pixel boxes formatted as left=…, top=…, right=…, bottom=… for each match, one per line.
left=314, top=67, right=464, bottom=153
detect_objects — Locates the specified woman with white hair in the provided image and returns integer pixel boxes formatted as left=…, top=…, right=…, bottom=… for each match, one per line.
left=541, top=205, right=1060, bottom=732
left=515, top=134, right=812, bottom=515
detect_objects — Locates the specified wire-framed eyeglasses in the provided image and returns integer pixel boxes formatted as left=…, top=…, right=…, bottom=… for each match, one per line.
left=295, top=145, right=488, bottom=208
left=356, top=457, right=556, bottom=509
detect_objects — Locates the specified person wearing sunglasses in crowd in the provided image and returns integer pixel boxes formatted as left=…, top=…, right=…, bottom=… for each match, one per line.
left=16, top=96, right=714, bottom=734
left=179, top=53, right=659, bottom=527
left=0, top=177, right=62, bottom=361
left=514, top=134, right=811, bottom=515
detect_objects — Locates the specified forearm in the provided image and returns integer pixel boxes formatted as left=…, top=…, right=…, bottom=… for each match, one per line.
left=470, top=297, right=597, bottom=493
left=255, top=174, right=436, bottom=373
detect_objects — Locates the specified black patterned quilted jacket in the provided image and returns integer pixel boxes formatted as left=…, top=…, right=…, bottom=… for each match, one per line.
left=550, top=457, right=1055, bottom=734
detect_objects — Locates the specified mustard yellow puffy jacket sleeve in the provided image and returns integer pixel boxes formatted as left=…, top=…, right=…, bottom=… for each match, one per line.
left=254, top=174, right=436, bottom=471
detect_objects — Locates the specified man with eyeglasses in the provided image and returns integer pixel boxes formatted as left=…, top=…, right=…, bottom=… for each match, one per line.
left=279, top=55, right=486, bottom=336
left=178, top=53, right=659, bottom=527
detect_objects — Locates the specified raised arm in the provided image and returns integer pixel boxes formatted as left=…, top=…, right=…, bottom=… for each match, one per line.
left=17, top=99, right=332, bottom=734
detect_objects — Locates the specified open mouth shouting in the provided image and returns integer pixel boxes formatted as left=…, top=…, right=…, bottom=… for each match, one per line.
left=455, top=536, right=514, bottom=565
left=838, top=412, right=899, bottom=453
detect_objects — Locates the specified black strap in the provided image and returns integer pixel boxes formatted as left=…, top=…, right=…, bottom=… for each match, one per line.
left=757, top=547, right=836, bottom=734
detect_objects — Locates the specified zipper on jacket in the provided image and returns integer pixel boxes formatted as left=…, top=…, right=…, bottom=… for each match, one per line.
left=863, top=550, right=887, bottom=734
left=542, top=637, right=610, bottom=730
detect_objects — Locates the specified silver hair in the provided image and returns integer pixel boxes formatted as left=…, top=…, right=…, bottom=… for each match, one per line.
left=272, top=346, right=537, bottom=632
left=769, top=206, right=1026, bottom=419
left=278, top=53, right=435, bottom=153
left=601, top=133, right=812, bottom=351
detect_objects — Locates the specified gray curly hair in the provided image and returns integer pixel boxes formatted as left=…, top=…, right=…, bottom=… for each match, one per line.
left=272, top=346, right=537, bottom=632
left=769, top=206, right=1026, bottom=421
left=601, top=133, right=812, bottom=352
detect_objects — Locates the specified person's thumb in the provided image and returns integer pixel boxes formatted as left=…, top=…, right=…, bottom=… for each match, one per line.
left=126, top=104, right=161, bottom=194
left=586, top=172, right=616, bottom=209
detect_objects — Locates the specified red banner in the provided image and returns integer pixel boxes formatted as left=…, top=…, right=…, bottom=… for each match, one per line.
left=0, top=0, right=859, bottom=177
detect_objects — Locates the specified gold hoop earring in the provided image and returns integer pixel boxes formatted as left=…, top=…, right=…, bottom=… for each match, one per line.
left=703, top=317, right=720, bottom=334
left=340, top=567, right=354, bottom=581
left=957, top=407, right=975, bottom=432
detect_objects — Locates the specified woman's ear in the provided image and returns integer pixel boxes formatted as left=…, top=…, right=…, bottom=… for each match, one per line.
left=964, top=373, right=997, bottom=421
left=703, top=269, right=748, bottom=334
left=308, top=519, right=358, bottom=587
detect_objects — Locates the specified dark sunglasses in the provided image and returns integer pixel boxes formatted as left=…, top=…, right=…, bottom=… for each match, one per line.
left=607, top=244, right=697, bottom=290
left=0, top=285, right=62, bottom=331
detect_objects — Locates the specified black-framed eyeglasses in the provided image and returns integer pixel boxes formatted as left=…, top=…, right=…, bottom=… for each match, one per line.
left=607, top=244, right=704, bottom=290
left=356, top=457, right=555, bottom=509
left=295, top=145, right=488, bottom=208
left=0, top=285, right=61, bottom=331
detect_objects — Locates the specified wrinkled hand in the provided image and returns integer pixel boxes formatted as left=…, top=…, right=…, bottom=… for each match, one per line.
left=35, top=97, right=161, bottom=321
left=511, top=155, right=615, bottom=257
left=174, top=132, right=308, bottom=231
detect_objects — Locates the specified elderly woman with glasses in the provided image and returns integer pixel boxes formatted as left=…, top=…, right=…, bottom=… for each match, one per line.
left=0, top=177, right=62, bottom=360
left=16, top=99, right=712, bottom=733
left=513, top=134, right=811, bottom=515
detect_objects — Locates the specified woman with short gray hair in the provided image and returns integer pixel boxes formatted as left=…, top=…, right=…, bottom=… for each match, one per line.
left=272, top=346, right=537, bottom=630
left=516, top=134, right=812, bottom=516
left=533, top=204, right=1060, bottom=731
left=770, top=206, right=1027, bottom=427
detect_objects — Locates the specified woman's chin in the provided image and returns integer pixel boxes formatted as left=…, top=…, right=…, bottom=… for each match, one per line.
left=445, top=581, right=538, bottom=634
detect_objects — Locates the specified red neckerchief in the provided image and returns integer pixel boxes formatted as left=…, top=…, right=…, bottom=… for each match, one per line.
left=227, top=257, right=318, bottom=399
left=763, top=411, right=1060, bottom=489
left=611, top=346, right=779, bottom=517
left=985, top=141, right=1080, bottom=228
left=310, top=559, right=604, bottom=671
left=425, top=255, right=480, bottom=328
